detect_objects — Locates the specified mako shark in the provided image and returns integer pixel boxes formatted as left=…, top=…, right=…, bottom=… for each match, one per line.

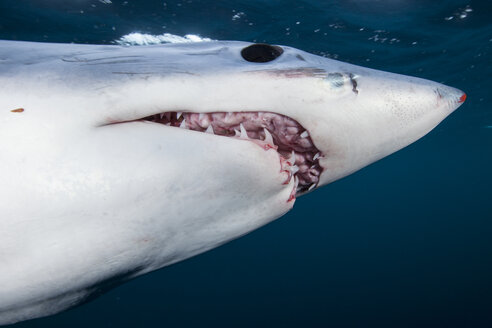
left=0, top=40, right=465, bottom=325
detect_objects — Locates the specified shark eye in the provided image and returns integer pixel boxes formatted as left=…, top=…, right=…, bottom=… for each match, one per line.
left=241, top=43, right=283, bottom=63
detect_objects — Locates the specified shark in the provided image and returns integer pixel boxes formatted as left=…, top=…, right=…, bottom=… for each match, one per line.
left=0, top=40, right=465, bottom=325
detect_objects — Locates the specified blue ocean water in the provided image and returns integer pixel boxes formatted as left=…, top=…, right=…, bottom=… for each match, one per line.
left=1, top=0, right=491, bottom=327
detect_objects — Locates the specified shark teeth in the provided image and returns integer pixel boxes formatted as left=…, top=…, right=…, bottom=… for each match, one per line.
left=288, top=151, right=296, bottom=165
left=300, top=131, right=309, bottom=138
left=205, top=125, right=214, bottom=134
left=179, top=119, right=187, bottom=129
left=239, top=123, right=248, bottom=139
left=176, top=112, right=183, bottom=119
left=263, top=128, right=274, bottom=145
left=313, top=152, right=320, bottom=161
left=290, top=165, right=299, bottom=175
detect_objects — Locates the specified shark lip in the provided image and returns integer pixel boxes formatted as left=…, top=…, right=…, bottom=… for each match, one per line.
left=142, top=111, right=323, bottom=194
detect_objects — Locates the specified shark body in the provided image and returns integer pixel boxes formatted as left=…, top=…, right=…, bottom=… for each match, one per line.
left=0, top=40, right=465, bottom=325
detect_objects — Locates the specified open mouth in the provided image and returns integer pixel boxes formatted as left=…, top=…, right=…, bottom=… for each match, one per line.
left=143, top=111, right=323, bottom=196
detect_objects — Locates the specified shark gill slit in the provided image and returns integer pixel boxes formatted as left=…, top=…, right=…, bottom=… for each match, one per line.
left=142, top=111, right=324, bottom=194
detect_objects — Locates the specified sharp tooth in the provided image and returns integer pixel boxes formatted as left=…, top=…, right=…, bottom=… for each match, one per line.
left=313, top=152, right=320, bottom=161
left=239, top=123, right=248, bottom=139
left=300, top=131, right=309, bottom=138
left=159, top=113, right=165, bottom=120
left=234, top=129, right=241, bottom=137
left=205, top=125, right=214, bottom=134
left=263, top=128, right=274, bottom=145
left=290, top=165, right=299, bottom=175
left=308, top=183, right=316, bottom=191
left=288, top=151, right=296, bottom=165
left=179, top=119, right=187, bottom=128
left=199, top=113, right=204, bottom=120
left=176, top=112, right=182, bottom=119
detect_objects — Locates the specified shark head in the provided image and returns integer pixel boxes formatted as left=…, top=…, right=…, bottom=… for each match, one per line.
left=0, top=40, right=465, bottom=325
left=67, top=41, right=464, bottom=193
left=0, top=41, right=465, bottom=197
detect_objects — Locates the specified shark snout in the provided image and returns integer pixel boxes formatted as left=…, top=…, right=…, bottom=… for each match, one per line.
left=458, top=92, right=467, bottom=103
left=312, top=69, right=466, bottom=187
left=435, top=85, right=466, bottom=112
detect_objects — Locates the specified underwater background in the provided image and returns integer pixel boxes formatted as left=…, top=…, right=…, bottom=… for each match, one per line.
left=1, top=0, right=491, bottom=327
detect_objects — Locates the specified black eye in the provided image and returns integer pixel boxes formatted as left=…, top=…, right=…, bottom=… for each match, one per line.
left=241, top=43, right=283, bottom=63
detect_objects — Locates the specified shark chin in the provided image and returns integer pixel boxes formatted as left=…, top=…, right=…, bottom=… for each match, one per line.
left=0, top=40, right=465, bottom=325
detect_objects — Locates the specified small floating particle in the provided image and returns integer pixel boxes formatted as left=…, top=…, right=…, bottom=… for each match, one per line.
left=10, top=108, right=24, bottom=113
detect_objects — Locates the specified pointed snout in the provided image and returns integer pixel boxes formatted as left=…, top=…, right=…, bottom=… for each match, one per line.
left=352, top=70, right=467, bottom=134
left=312, top=66, right=466, bottom=187
left=434, top=85, right=466, bottom=112
left=459, top=92, right=467, bottom=103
